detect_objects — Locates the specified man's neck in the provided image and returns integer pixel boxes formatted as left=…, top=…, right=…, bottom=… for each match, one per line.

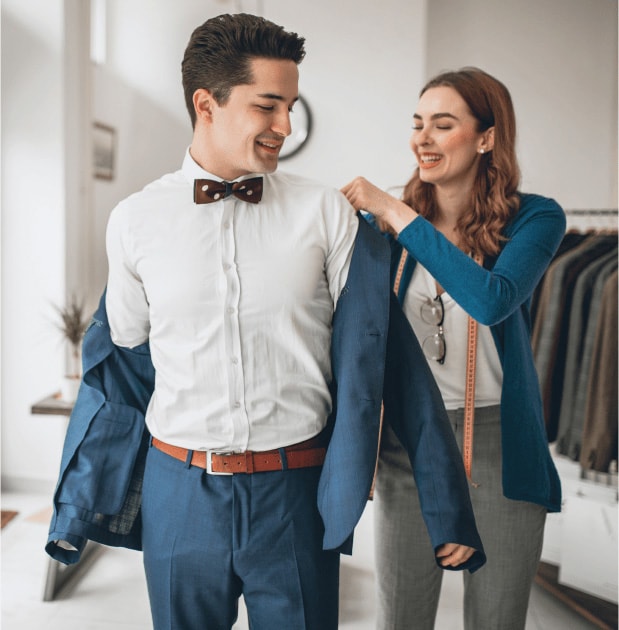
left=188, top=144, right=239, bottom=181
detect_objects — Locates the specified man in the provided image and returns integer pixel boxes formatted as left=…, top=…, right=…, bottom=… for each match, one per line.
left=47, top=13, right=484, bottom=629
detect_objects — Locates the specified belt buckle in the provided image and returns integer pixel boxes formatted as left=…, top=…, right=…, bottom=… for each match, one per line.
left=206, top=451, right=233, bottom=475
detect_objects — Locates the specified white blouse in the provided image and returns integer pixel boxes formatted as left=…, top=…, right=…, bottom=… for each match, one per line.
left=403, top=263, right=503, bottom=410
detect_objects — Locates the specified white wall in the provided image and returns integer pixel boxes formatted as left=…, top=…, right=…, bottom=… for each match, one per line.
left=426, top=0, right=618, bottom=211
left=263, top=0, right=424, bottom=189
left=1, top=0, right=69, bottom=490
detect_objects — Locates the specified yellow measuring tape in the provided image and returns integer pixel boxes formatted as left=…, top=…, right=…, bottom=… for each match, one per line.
left=463, top=253, right=483, bottom=488
left=463, top=305, right=480, bottom=487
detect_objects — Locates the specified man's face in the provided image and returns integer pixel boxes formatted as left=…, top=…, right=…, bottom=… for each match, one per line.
left=203, top=57, right=299, bottom=180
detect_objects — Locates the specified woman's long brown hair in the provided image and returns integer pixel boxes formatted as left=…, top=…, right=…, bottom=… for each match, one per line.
left=402, top=67, right=521, bottom=258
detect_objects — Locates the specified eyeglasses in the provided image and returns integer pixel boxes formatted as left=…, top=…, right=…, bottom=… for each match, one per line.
left=420, top=295, right=446, bottom=364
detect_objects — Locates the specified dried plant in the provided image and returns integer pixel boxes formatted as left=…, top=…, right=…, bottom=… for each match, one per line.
left=53, top=294, right=89, bottom=357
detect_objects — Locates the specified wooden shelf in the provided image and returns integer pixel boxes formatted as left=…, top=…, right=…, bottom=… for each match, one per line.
left=31, top=393, right=74, bottom=417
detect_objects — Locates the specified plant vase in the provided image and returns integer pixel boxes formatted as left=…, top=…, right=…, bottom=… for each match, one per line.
left=60, top=374, right=81, bottom=402
left=53, top=295, right=88, bottom=403
left=60, top=345, right=82, bottom=402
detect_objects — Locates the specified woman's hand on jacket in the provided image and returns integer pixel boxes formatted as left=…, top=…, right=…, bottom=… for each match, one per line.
left=341, top=176, right=417, bottom=235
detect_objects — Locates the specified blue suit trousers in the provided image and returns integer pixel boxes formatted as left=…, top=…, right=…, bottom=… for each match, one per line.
left=141, top=443, right=340, bottom=629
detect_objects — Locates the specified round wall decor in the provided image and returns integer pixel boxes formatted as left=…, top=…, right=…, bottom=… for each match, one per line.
left=280, top=94, right=312, bottom=160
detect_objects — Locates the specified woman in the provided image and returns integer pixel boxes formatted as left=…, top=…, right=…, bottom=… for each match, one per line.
left=342, top=67, right=565, bottom=630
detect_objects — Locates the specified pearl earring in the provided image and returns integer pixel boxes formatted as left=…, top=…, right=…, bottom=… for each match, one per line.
left=479, top=148, right=485, bottom=154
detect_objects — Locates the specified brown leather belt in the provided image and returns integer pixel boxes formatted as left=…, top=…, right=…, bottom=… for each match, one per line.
left=151, top=436, right=326, bottom=475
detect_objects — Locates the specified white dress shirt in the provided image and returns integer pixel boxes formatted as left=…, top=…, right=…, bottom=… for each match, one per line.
left=403, top=263, right=503, bottom=410
left=106, top=150, right=358, bottom=452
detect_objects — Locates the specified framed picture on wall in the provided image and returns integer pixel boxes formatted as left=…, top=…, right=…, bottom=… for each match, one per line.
left=93, top=121, right=116, bottom=180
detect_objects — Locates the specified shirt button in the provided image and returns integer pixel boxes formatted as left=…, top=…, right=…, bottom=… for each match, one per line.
left=227, top=307, right=235, bottom=314
left=223, top=263, right=231, bottom=271
left=231, top=357, right=238, bottom=364
left=223, top=222, right=231, bottom=229
left=233, top=402, right=241, bottom=408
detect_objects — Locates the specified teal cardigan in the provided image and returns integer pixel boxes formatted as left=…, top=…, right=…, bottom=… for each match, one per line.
left=390, top=193, right=566, bottom=511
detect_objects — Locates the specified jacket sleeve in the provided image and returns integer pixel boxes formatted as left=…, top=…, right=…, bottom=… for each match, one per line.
left=382, top=293, right=486, bottom=573
left=46, top=291, right=155, bottom=564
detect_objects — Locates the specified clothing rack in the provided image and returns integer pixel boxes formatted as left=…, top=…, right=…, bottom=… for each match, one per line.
left=564, top=209, right=618, bottom=215
left=535, top=215, right=618, bottom=628
left=564, top=208, right=618, bottom=232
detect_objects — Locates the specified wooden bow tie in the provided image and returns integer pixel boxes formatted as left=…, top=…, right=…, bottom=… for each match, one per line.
left=193, top=177, right=263, bottom=204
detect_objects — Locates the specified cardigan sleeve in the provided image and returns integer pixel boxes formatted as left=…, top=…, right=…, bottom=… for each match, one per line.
left=396, top=194, right=566, bottom=325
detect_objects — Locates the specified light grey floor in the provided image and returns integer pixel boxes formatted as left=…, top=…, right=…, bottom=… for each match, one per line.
left=1, top=489, right=603, bottom=629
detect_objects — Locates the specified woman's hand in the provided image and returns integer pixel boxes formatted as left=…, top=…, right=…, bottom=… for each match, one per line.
left=341, top=176, right=417, bottom=235
left=435, top=542, right=476, bottom=568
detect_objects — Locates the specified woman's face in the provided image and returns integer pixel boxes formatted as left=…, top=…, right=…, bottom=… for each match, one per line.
left=410, top=86, right=490, bottom=192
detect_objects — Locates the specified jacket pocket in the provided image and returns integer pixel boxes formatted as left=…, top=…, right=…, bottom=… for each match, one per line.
left=57, top=400, right=146, bottom=515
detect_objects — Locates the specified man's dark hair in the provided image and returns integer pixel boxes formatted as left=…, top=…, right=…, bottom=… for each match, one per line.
left=182, top=13, right=306, bottom=128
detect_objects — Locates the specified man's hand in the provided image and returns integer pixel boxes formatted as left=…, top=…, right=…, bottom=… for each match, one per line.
left=435, top=542, right=476, bottom=568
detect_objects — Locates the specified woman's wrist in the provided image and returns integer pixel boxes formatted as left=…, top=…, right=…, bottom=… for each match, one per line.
left=384, top=199, right=418, bottom=235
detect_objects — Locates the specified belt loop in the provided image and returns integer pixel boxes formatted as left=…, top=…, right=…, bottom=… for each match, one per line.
left=184, top=449, right=194, bottom=468
left=148, top=435, right=154, bottom=448
left=278, top=447, right=288, bottom=470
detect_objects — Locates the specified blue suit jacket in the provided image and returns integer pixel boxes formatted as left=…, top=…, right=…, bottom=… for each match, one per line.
left=46, top=216, right=485, bottom=571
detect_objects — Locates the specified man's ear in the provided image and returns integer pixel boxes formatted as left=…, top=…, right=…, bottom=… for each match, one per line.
left=193, top=89, right=216, bottom=124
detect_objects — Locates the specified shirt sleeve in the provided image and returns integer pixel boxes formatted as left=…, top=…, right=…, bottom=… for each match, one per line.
left=397, top=196, right=566, bottom=325
left=323, top=190, right=360, bottom=307
left=105, top=206, right=151, bottom=348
